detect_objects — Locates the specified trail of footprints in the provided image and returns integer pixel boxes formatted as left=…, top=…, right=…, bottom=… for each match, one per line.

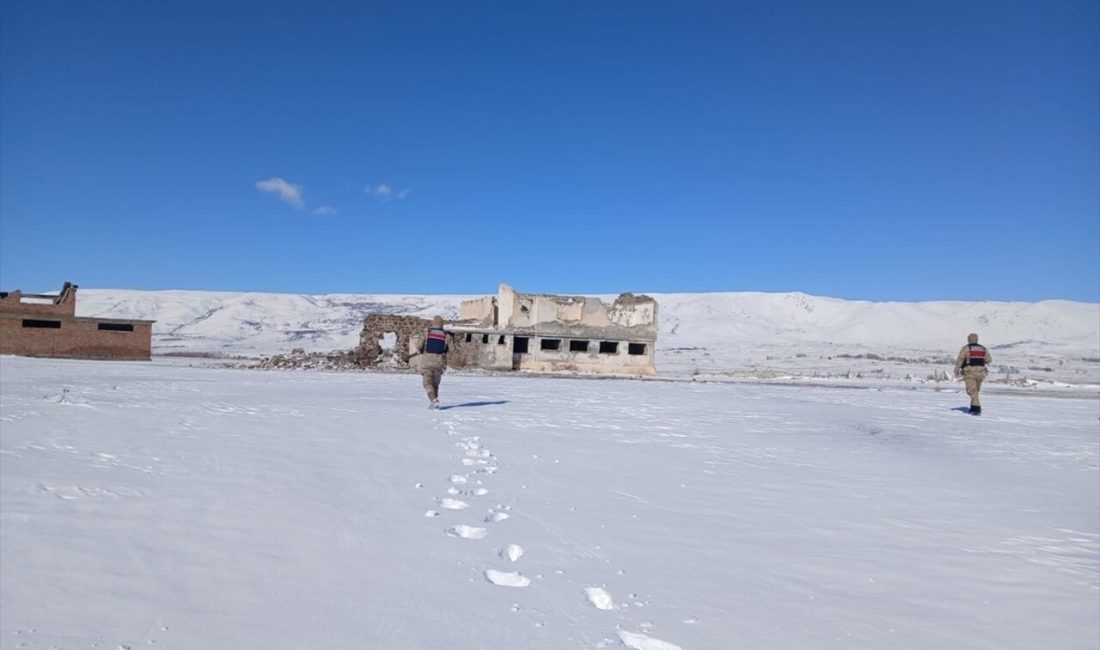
left=426, top=417, right=685, bottom=650
left=428, top=421, right=527, bottom=586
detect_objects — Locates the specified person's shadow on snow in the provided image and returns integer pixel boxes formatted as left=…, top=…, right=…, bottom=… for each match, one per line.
left=950, top=406, right=973, bottom=414
left=438, top=400, right=509, bottom=411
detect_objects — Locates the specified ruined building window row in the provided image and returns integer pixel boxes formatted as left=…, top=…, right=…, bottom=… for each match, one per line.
left=462, top=332, right=504, bottom=345
left=465, top=333, right=647, bottom=356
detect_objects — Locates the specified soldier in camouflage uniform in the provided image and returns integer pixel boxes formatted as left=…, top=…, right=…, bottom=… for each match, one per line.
left=954, top=333, right=992, bottom=415
left=412, top=315, right=449, bottom=409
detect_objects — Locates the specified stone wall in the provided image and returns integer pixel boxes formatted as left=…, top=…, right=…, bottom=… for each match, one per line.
left=356, top=314, right=433, bottom=367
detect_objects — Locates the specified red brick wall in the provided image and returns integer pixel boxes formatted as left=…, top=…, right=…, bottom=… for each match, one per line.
left=0, top=289, right=77, bottom=317
left=0, top=316, right=152, bottom=360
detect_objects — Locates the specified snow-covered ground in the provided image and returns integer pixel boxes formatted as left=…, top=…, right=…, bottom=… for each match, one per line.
left=2, top=356, right=1097, bottom=649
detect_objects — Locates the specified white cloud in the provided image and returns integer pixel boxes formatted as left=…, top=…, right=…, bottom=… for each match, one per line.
left=312, top=205, right=337, bottom=216
left=256, top=177, right=304, bottom=209
left=365, top=184, right=410, bottom=200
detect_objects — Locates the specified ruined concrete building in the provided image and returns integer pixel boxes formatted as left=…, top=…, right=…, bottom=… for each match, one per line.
left=448, top=284, right=657, bottom=375
left=355, top=285, right=658, bottom=375
left=0, top=282, right=154, bottom=360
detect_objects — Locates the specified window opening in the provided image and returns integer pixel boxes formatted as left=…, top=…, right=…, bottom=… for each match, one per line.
left=599, top=341, right=619, bottom=354
left=513, top=336, right=529, bottom=354
left=98, top=322, right=135, bottom=332
left=628, top=343, right=647, bottom=355
left=569, top=340, right=589, bottom=352
left=540, top=338, right=561, bottom=351
left=22, top=319, right=61, bottom=329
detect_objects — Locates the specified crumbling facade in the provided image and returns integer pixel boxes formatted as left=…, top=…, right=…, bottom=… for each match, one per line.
left=0, top=282, right=154, bottom=360
left=354, top=285, right=658, bottom=376
left=356, top=313, right=432, bottom=367
left=448, top=284, right=658, bottom=376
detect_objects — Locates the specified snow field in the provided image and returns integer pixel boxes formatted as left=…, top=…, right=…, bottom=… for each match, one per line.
left=0, top=356, right=1097, bottom=649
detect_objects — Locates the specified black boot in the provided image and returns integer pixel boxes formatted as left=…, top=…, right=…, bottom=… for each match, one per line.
left=969, top=405, right=981, bottom=415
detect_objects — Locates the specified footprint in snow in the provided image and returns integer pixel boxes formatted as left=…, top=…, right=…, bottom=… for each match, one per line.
left=438, top=498, right=469, bottom=510
left=584, top=587, right=615, bottom=610
left=445, top=525, right=487, bottom=539
left=616, top=630, right=683, bottom=650
left=449, top=475, right=468, bottom=484
left=499, top=544, right=524, bottom=562
left=484, top=569, right=530, bottom=588
left=484, top=510, right=510, bottom=523
left=450, top=487, right=488, bottom=498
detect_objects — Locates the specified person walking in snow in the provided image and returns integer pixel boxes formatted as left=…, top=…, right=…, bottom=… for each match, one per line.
left=412, top=315, right=450, bottom=409
left=954, top=333, right=992, bottom=415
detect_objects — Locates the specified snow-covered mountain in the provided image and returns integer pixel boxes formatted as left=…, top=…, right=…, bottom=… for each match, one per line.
left=655, top=292, right=1098, bottom=353
left=78, top=289, right=469, bottom=357
left=76, top=288, right=1100, bottom=383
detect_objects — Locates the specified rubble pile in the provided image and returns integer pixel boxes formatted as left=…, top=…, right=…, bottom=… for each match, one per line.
left=257, top=314, right=443, bottom=372
left=257, top=348, right=363, bottom=372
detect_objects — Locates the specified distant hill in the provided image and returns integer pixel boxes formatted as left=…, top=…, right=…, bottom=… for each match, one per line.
left=79, top=289, right=466, bottom=357
left=76, top=288, right=1100, bottom=383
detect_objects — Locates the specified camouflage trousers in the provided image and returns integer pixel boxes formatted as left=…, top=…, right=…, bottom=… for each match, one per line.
left=962, top=366, right=987, bottom=407
left=421, top=367, right=444, bottom=402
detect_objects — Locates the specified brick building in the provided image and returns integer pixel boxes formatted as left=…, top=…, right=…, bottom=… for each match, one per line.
left=0, top=282, right=154, bottom=360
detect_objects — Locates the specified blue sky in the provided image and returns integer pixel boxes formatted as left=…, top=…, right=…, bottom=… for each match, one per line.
left=1, top=1, right=1097, bottom=302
